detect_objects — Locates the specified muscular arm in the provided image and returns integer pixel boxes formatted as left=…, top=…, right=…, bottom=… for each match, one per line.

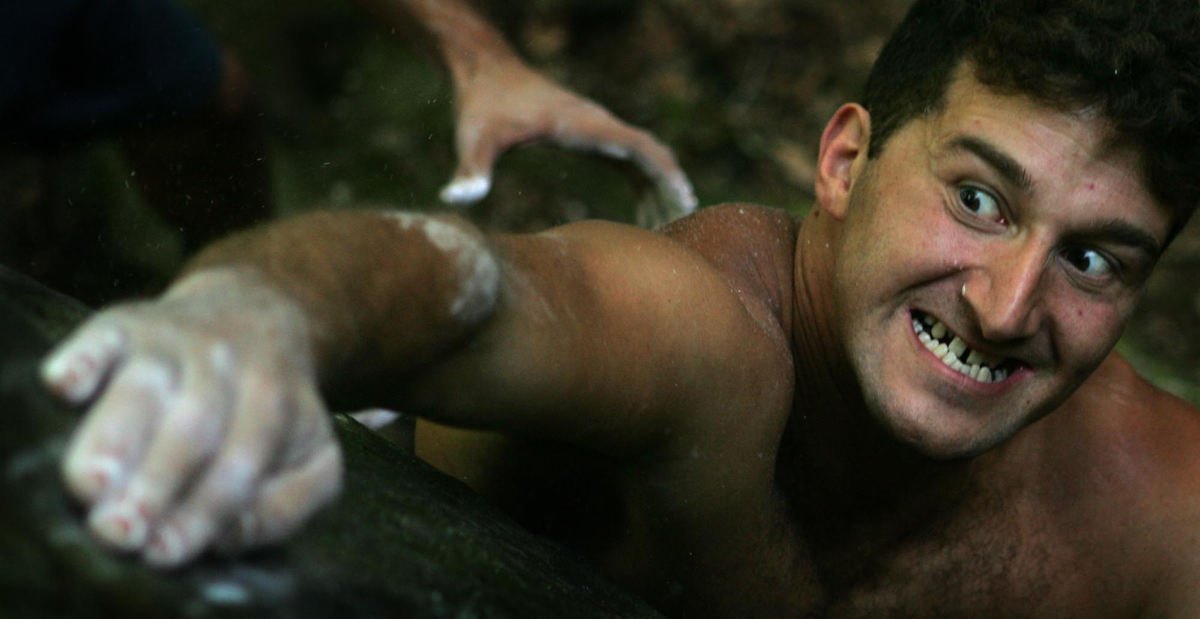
left=42, top=206, right=792, bottom=568
left=187, top=209, right=775, bottom=448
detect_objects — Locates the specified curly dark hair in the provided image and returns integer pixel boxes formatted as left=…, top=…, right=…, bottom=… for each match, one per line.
left=863, top=0, right=1200, bottom=241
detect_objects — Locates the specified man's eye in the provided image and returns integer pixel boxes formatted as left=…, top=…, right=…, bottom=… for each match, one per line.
left=957, top=186, right=1003, bottom=222
left=1062, top=247, right=1115, bottom=278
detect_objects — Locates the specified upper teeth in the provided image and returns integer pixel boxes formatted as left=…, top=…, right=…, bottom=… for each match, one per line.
left=912, top=313, right=1010, bottom=384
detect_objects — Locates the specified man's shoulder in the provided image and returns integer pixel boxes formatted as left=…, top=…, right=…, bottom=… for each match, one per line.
left=661, top=202, right=801, bottom=249
left=1064, top=353, right=1200, bottom=457
left=1019, top=353, right=1200, bottom=605
left=660, top=203, right=801, bottom=326
left=1037, top=353, right=1200, bottom=495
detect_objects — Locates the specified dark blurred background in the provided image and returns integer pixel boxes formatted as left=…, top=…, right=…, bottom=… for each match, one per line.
left=1, top=0, right=1195, bottom=404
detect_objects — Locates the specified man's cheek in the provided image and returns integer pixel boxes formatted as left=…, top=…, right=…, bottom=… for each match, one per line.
left=1062, top=308, right=1127, bottom=374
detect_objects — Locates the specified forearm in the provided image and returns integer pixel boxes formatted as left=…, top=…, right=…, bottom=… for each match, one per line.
left=348, top=0, right=516, bottom=80
left=176, top=210, right=500, bottom=401
left=175, top=210, right=773, bottom=459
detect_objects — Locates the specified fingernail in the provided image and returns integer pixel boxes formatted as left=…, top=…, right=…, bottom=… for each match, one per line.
left=145, top=524, right=185, bottom=567
left=41, top=350, right=70, bottom=384
left=89, top=499, right=149, bottom=550
left=67, top=455, right=125, bottom=500
left=42, top=328, right=123, bottom=403
left=439, top=176, right=491, bottom=205
left=41, top=353, right=91, bottom=403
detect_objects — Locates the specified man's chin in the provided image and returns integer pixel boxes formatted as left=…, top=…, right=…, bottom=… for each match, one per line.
left=907, top=431, right=1004, bottom=461
left=865, top=392, right=1023, bottom=461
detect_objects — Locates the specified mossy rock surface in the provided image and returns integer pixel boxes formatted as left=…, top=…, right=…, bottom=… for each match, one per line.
left=0, top=265, right=661, bottom=619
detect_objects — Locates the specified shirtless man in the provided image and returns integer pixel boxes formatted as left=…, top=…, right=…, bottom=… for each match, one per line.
left=40, top=0, right=1200, bottom=616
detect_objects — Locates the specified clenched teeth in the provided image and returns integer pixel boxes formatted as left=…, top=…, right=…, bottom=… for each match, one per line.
left=912, top=312, right=1010, bottom=384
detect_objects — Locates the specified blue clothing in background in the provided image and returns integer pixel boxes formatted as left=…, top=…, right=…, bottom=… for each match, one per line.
left=0, top=0, right=222, bottom=146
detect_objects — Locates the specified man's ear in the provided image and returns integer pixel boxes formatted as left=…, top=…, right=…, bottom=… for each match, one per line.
left=814, top=103, right=871, bottom=221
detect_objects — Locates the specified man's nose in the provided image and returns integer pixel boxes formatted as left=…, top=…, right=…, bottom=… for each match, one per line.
left=961, top=241, right=1048, bottom=342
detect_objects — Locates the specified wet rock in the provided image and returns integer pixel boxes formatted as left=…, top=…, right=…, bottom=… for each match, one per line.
left=0, top=265, right=662, bottom=619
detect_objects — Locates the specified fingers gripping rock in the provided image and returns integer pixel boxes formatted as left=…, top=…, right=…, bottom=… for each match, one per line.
left=42, top=272, right=342, bottom=567
left=218, top=442, right=343, bottom=552
left=60, top=355, right=178, bottom=506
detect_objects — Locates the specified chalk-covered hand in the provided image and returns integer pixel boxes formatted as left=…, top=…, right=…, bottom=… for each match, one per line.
left=440, top=52, right=697, bottom=220
left=40, top=269, right=342, bottom=568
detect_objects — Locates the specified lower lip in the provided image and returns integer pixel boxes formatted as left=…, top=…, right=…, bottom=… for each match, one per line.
left=908, top=317, right=1020, bottom=395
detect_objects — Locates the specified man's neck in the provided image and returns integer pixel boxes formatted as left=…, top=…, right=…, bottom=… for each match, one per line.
left=783, top=209, right=976, bottom=572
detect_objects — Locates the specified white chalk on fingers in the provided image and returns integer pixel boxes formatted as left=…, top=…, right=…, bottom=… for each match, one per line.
left=208, top=340, right=238, bottom=376
left=438, top=175, right=491, bottom=205
left=664, top=172, right=698, bottom=215
left=597, top=142, right=632, bottom=160
left=63, top=454, right=125, bottom=502
left=41, top=327, right=125, bottom=404
left=675, top=180, right=698, bottom=214
left=122, top=357, right=177, bottom=397
left=88, top=499, right=149, bottom=551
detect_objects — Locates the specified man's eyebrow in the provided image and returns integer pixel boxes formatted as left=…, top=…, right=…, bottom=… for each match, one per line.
left=947, top=135, right=1035, bottom=194
left=944, top=136, right=1163, bottom=257
left=1076, top=219, right=1162, bottom=258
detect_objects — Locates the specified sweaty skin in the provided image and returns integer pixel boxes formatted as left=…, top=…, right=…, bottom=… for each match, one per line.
left=44, top=70, right=1200, bottom=616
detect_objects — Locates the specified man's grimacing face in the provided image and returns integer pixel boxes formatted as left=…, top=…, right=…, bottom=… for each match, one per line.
left=830, top=68, right=1172, bottom=459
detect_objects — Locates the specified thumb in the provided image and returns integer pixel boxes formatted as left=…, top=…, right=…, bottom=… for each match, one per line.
left=439, top=126, right=500, bottom=206
left=438, top=170, right=493, bottom=206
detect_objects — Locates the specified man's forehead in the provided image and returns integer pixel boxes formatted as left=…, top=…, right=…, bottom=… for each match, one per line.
left=932, top=66, right=1109, bottom=150
left=928, top=71, right=1139, bottom=179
